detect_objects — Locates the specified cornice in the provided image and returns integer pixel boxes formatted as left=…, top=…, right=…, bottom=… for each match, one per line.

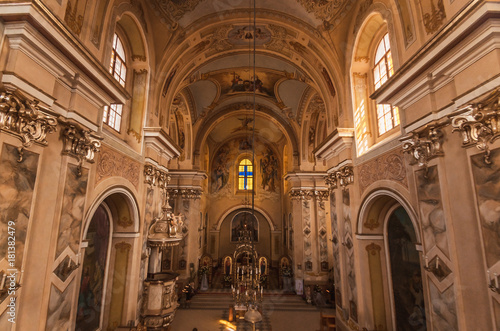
left=143, top=127, right=181, bottom=161
left=314, top=128, right=354, bottom=161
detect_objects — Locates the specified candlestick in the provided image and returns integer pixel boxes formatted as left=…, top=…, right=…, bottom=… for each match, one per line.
left=495, top=273, right=499, bottom=288
left=435, top=256, right=438, bottom=269
left=68, top=257, right=71, bottom=268
left=0, top=274, right=6, bottom=289
left=19, top=270, right=24, bottom=284
left=425, top=255, right=428, bottom=268
left=488, top=270, right=491, bottom=285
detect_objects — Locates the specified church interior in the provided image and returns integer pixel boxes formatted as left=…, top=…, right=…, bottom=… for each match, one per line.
left=0, top=0, right=499, bottom=330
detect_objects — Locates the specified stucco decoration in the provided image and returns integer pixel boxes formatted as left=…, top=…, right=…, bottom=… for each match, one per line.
left=296, top=0, right=356, bottom=25
left=95, top=145, right=141, bottom=188
left=65, top=0, right=88, bottom=35
left=150, top=0, right=205, bottom=22
left=358, top=149, right=407, bottom=193
left=418, top=0, right=446, bottom=35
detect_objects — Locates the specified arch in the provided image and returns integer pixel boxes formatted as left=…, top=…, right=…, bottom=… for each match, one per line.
left=357, top=188, right=420, bottom=242
left=83, top=186, right=140, bottom=236
left=216, top=205, right=276, bottom=231
left=193, top=104, right=299, bottom=162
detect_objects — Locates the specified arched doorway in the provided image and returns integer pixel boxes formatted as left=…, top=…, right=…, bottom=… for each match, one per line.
left=358, top=190, right=426, bottom=331
left=75, top=190, right=140, bottom=330
left=76, top=205, right=111, bottom=331
left=387, top=206, right=426, bottom=331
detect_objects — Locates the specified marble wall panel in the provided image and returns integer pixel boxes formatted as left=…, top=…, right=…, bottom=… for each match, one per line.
left=343, top=189, right=357, bottom=322
left=303, top=200, right=312, bottom=263
left=429, top=282, right=458, bottom=331
left=470, top=148, right=500, bottom=267
left=317, top=200, right=328, bottom=262
left=415, top=166, right=450, bottom=258
left=0, top=144, right=38, bottom=269
left=45, top=281, right=75, bottom=330
left=330, top=193, right=341, bottom=306
left=56, top=164, right=89, bottom=258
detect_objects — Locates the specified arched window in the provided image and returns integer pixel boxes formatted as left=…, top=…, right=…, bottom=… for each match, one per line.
left=373, top=33, right=393, bottom=89
left=238, top=159, right=253, bottom=190
left=103, top=103, right=123, bottom=132
left=109, top=33, right=127, bottom=87
left=373, top=33, right=399, bottom=136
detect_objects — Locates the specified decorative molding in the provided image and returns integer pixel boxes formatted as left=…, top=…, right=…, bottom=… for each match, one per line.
left=364, top=219, right=380, bottom=231
left=150, top=0, right=204, bottom=22
left=450, top=88, right=500, bottom=165
left=95, top=145, right=141, bottom=188
left=296, top=0, right=356, bottom=27
left=365, top=243, right=381, bottom=255
left=0, top=91, right=58, bottom=162
left=61, top=123, right=102, bottom=176
left=117, top=216, right=134, bottom=228
left=400, top=123, right=446, bottom=167
left=167, top=188, right=202, bottom=200
left=115, top=241, right=132, bottom=252
left=325, top=166, right=354, bottom=190
left=289, top=189, right=328, bottom=201
left=144, top=164, right=170, bottom=190
left=358, top=148, right=407, bottom=193
left=314, top=128, right=354, bottom=161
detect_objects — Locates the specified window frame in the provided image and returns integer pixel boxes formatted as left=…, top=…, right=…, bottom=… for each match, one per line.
left=370, top=30, right=400, bottom=139
left=109, top=31, right=128, bottom=88
left=102, top=103, right=124, bottom=132
left=237, top=158, right=254, bottom=191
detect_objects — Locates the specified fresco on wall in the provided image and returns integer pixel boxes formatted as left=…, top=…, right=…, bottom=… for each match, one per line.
left=210, top=139, right=280, bottom=197
left=231, top=212, right=258, bottom=242
left=56, top=164, right=89, bottom=258
left=415, top=166, right=450, bottom=258
left=388, top=207, right=426, bottom=331
left=64, top=0, right=88, bottom=35
left=75, top=205, right=110, bottom=331
left=470, top=148, right=500, bottom=267
left=211, top=143, right=231, bottom=193
left=202, top=68, right=285, bottom=101
left=260, top=147, right=279, bottom=192
left=343, top=189, right=357, bottom=322
left=228, top=25, right=271, bottom=45
left=0, top=144, right=38, bottom=271
left=330, top=193, right=341, bottom=306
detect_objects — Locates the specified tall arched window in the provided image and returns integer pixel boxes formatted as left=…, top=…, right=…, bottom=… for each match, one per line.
left=373, top=33, right=399, bottom=135
left=103, top=103, right=123, bottom=132
left=238, top=159, right=253, bottom=190
left=109, top=33, right=127, bottom=87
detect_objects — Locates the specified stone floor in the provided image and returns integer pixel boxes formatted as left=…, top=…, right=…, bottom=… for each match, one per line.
left=169, top=290, right=335, bottom=331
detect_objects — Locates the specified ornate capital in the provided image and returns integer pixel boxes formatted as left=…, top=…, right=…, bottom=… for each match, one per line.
left=0, top=91, right=58, bottom=162
left=325, top=166, right=354, bottom=190
left=167, top=188, right=202, bottom=200
left=61, top=123, right=102, bottom=176
left=450, top=88, right=500, bottom=164
left=401, top=124, right=445, bottom=167
left=289, top=189, right=328, bottom=201
left=144, top=164, right=170, bottom=188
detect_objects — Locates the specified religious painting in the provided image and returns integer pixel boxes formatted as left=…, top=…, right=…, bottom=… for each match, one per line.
left=239, top=137, right=253, bottom=150
left=211, top=143, right=230, bottom=193
left=321, top=261, right=329, bottom=272
left=223, top=256, right=232, bottom=275
left=259, top=257, right=268, bottom=275
left=76, top=205, right=109, bottom=330
left=388, top=207, right=426, bottom=331
left=65, top=0, right=88, bottom=35
left=305, top=261, right=313, bottom=271
left=202, top=68, right=284, bottom=99
left=231, top=212, right=258, bottom=242
left=179, top=259, right=187, bottom=270
left=228, top=25, right=271, bottom=45
left=260, top=147, right=279, bottom=192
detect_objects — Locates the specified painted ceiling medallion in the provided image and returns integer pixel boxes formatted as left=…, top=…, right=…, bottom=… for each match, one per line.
left=151, top=0, right=205, bottom=21
left=296, top=0, right=354, bottom=23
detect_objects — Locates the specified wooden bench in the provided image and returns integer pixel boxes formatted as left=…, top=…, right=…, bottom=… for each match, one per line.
left=320, top=312, right=336, bottom=331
